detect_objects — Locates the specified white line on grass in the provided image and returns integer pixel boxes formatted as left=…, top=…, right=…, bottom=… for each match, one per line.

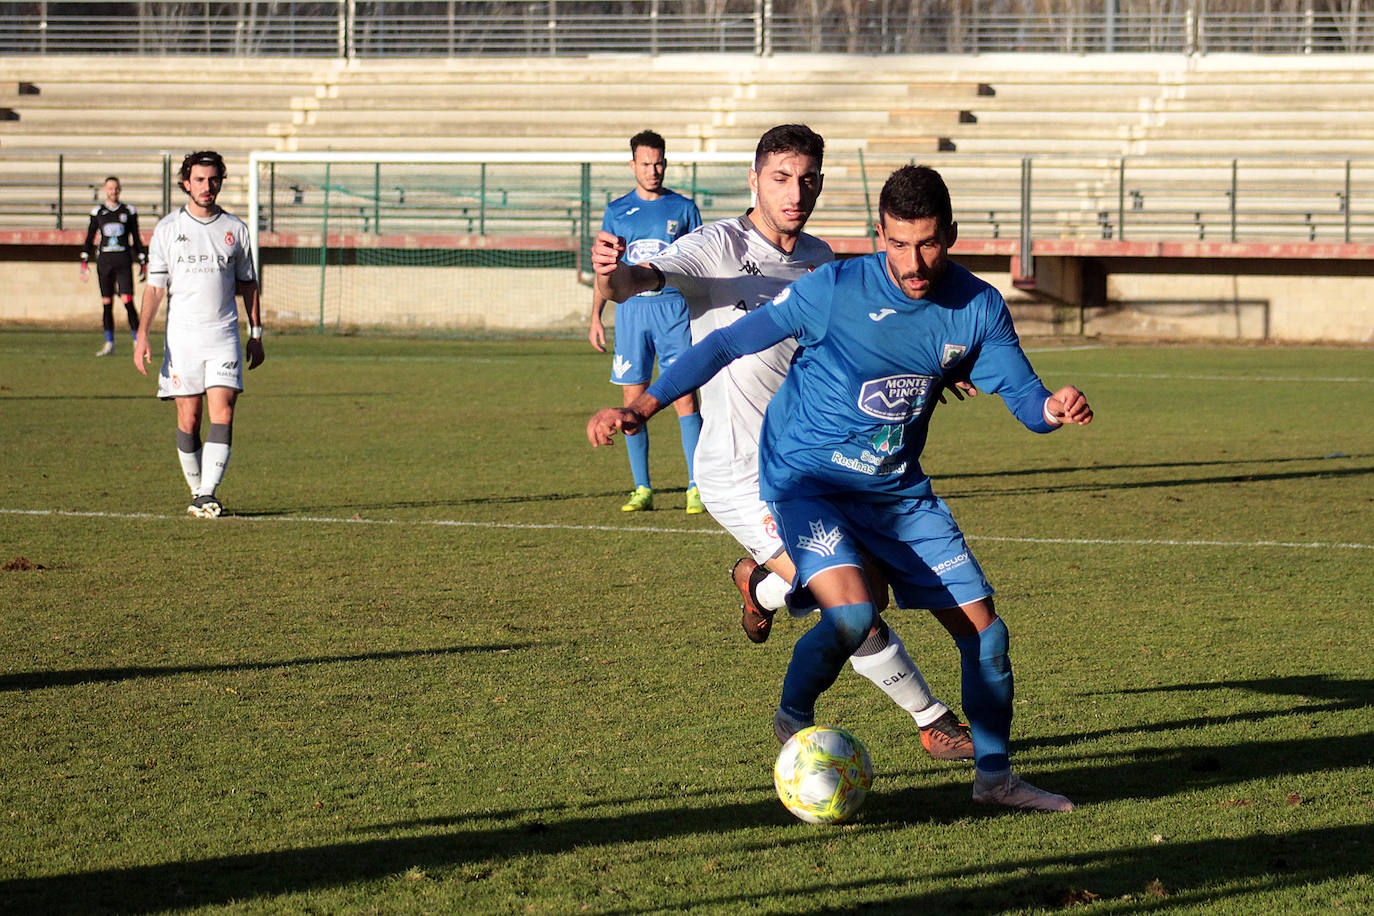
left=4, top=507, right=1371, bottom=550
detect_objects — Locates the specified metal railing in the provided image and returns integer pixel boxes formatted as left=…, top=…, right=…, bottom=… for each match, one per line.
left=5, top=1, right=1374, bottom=56
left=13, top=149, right=1372, bottom=250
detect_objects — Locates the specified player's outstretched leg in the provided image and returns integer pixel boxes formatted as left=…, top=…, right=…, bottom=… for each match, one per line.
left=955, top=615, right=1073, bottom=811
left=849, top=618, right=973, bottom=760
left=776, top=600, right=875, bottom=735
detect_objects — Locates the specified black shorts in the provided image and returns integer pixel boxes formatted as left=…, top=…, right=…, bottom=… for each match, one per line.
left=97, top=256, right=134, bottom=298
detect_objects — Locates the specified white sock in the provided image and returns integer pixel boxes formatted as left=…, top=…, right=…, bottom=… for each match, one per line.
left=177, top=447, right=202, bottom=495
left=199, top=441, right=230, bottom=496
left=755, top=571, right=791, bottom=612
left=850, top=628, right=949, bottom=727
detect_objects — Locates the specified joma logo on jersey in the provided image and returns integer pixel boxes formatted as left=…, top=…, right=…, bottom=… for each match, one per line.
left=857, top=374, right=935, bottom=422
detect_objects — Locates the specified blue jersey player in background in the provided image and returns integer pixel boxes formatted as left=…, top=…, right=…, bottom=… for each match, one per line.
left=589, top=130, right=704, bottom=514
left=589, top=165, right=1094, bottom=812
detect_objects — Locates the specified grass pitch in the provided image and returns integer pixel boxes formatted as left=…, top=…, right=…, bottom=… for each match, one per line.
left=0, top=330, right=1371, bottom=915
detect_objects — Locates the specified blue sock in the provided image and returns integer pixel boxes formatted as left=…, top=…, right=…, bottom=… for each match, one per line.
left=104, top=330, right=115, bottom=344
left=779, top=601, right=876, bottom=721
left=953, top=617, right=1013, bottom=773
left=678, top=412, right=702, bottom=486
left=625, top=428, right=650, bottom=489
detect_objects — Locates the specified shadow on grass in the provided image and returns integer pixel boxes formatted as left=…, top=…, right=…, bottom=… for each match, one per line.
left=0, top=794, right=1366, bottom=914
left=0, top=643, right=536, bottom=692
left=1017, top=674, right=1374, bottom=755
left=942, top=460, right=1374, bottom=500
left=600, top=825, right=1372, bottom=914
left=939, top=451, right=1371, bottom=483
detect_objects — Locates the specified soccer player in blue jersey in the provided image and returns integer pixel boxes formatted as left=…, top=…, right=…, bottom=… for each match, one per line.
left=589, top=130, right=704, bottom=513
left=590, top=165, right=1093, bottom=811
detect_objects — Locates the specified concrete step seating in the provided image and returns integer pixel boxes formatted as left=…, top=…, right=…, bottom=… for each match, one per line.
left=2, top=55, right=1371, bottom=242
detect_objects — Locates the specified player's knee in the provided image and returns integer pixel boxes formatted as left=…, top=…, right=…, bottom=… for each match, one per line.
left=821, top=601, right=877, bottom=655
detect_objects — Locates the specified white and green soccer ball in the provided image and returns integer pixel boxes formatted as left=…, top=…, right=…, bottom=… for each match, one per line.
left=773, top=725, right=874, bottom=824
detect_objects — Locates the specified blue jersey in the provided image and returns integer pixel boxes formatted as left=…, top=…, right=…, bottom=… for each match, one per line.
left=601, top=190, right=701, bottom=303
left=648, top=255, right=1059, bottom=501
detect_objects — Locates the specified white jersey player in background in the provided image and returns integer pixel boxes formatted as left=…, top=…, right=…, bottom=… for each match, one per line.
left=133, top=150, right=264, bottom=518
left=592, top=125, right=974, bottom=760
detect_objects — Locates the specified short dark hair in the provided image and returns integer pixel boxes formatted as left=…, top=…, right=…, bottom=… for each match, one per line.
left=179, top=150, right=226, bottom=184
left=878, top=165, right=953, bottom=231
left=754, top=124, right=824, bottom=171
left=103, top=176, right=120, bottom=185
left=630, top=130, right=666, bottom=155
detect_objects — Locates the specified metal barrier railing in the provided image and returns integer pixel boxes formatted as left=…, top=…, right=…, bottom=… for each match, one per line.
left=8, top=150, right=1372, bottom=252
left=4, top=2, right=1374, bottom=56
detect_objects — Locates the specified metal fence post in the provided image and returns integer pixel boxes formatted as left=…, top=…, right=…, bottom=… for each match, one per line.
left=1019, top=157, right=1033, bottom=280
left=858, top=149, right=875, bottom=253
left=319, top=163, right=330, bottom=334
left=1117, top=156, right=1126, bottom=240
left=1345, top=159, right=1352, bottom=243
left=1230, top=159, right=1238, bottom=243
left=373, top=163, right=381, bottom=234
left=56, top=154, right=63, bottom=230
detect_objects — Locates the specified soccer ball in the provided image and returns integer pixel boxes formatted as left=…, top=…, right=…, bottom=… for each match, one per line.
left=773, top=725, right=874, bottom=824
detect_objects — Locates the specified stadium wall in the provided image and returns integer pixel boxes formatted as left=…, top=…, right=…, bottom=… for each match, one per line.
left=6, top=233, right=1373, bottom=342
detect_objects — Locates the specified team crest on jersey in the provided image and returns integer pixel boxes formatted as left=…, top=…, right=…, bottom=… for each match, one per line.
left=666, top=219, right=679, bottom=235
left=940, top=343, right=968, bottom=368
left=857, top=374, right=935, bottom=422
left=224, top=231, right=235, bottom=246
left=762, top=513, right=778, bottom=540
left=869, top=424, right=905, bottom=456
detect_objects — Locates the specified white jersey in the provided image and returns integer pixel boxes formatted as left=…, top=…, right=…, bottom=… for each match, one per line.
left=146, top=207, right=256, bottom=337
left=650, top=213, right=833, bottom=484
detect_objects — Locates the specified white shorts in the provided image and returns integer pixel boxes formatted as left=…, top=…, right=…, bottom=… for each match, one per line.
left=696, top=461, right=784, bottom=564
left=157, top=330, right=243, bottom=399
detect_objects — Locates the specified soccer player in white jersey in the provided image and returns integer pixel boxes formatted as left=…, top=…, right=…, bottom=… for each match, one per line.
left=132, top=150, right=264, bottom=518
left=592, top=125, right=973, bottom=761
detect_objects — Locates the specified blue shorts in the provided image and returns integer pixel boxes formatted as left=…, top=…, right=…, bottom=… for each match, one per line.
left=768, top=492, right=993, bottom=611
left=610, top=293, right=692, bottom=386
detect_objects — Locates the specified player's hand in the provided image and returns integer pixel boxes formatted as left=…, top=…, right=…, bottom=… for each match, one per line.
left=937, top=379, right=978, bottom=404
left=1046, top=386, right=1093, bottom=426
left=246, top=337, right=265, bottom=370
left=586, top=407, right=645, bottom=446
left=80, top=262, right=89, bottom=283
left=591, top=231, right=626, bottom=277
left=133, top=334, right=151, bottom=375
left=588, top=316, right=606, bottom=352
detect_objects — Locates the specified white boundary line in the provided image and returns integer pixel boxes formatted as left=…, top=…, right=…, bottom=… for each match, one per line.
left=3, top=508, right=1370, bottom=551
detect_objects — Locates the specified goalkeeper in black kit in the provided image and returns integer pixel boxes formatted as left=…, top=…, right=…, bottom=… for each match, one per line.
left=82, top=176, right=147, bottom=356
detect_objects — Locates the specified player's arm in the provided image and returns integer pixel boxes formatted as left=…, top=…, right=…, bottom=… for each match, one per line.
left=80, top=212, right=98, bottom=279
left=133, top=284, right=165, bottom=375
left=588, top=289, right=608, bottom=352
left=591, top=230, right=662, bottom=302
left=968, top=304, right=1092, bottom=431
left=128, top=209, right=148, bottom=278
left=587, top=305, right=789, bottom=445
left=239, top=280, right=265, bottom=369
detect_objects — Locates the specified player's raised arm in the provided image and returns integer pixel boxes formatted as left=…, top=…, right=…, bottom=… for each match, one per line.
left=592, top=230, right=662, bottom=303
